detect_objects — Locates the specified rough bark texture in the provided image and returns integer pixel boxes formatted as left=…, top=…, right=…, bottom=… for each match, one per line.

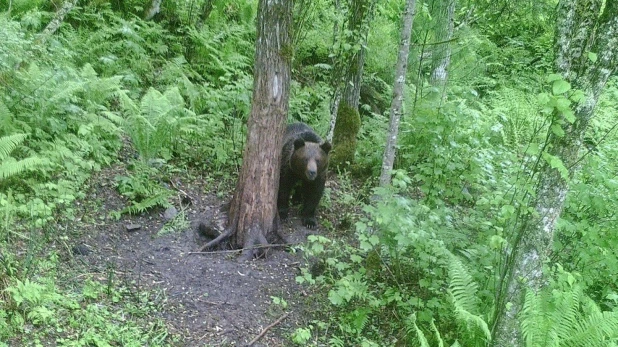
left=38, top=0, right=79, bottom=42
left=491, top=1, right=618, bottom=345
left=379, top=0, right=417, bottom=187
left=327, top=0, right=375, bottom=151
left=429, top=0, right=455, bottom=102
left=206, top=0, right=292, bottom=261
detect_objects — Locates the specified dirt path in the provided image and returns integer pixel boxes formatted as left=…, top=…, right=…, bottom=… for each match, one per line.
left=72, top=165, right=315, bottom=346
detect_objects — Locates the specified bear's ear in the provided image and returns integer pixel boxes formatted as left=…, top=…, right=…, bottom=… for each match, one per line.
left=293, top=138, right=306, bottom=150
left=321, top=142, right=332, bottom=153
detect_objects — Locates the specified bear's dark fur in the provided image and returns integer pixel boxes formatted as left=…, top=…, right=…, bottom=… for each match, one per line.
left=278, top=123, right=331, bottom=228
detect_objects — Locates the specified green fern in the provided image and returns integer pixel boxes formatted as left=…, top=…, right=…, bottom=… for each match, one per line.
left=521, top=286, right=618, bottom=347
left=123, top=87, right=196, bottom=161
left=406, top=313, right=430, bottom=347
left=119, top=192, right=172, bottom=216
left=0, top=134, right=43, bottom=180
left=490, top=87, right=540, bottom=150
left=0, top=134, right=27, bottom=160
left=447, top=255, right=491, bottom=341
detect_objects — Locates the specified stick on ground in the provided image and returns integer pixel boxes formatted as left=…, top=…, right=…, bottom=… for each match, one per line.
left=245, top=311, right=291, bottom=346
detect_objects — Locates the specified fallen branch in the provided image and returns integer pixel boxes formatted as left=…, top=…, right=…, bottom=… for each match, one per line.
left=245, top=311, right=291, bottom=346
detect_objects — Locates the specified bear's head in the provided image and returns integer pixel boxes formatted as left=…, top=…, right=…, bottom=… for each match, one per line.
left=291, top=138, right=331, bottom=181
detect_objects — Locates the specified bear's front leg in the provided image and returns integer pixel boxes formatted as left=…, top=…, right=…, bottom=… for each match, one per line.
left=301, top=179, right=325, bottom=228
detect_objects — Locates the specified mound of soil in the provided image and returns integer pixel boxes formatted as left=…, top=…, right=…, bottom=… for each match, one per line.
left=71, top=165, right=318, bottom=346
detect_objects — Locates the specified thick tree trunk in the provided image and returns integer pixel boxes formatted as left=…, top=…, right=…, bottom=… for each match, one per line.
left=429, top=0, right=455, bottom=102
left=202, top=0, right=292, bottom=261
left=379, top=0, right=417, bottom=187
left=329, top=0, right=375, bottom=166
left=491, top=1, right=618, bottom=345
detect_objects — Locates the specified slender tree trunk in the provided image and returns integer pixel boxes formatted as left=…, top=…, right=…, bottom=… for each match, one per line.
left=491, top=1, right=618, bottom=345
left=379, top=0, right=417, bottom=187
left=430, top=0, right=455, bottom=102
left=329, top=0, right=375, bottom=166
left=144, top=0, right=163, bottom=20
left=327, top=0, right=342, bottom=143
left=202, top=0, right=292, bottom=261
left=38, top=0, right=79, bottom=42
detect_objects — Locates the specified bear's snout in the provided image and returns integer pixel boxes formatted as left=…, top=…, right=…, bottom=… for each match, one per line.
left=306, top=169, right=317, bottom=180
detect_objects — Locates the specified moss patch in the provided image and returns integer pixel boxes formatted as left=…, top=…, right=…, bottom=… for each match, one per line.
left=331, top=102, right=361, bottom=167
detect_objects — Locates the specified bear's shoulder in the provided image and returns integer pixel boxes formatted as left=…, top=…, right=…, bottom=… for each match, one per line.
left=285, top=123, right=322, bottom=144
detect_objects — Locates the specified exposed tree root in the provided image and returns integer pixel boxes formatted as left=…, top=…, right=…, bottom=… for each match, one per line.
left=188, top=243, right=294, bottom=255
left=199, top=227, right=233, bottom=252
left=195, top=204, right=289, bottom=260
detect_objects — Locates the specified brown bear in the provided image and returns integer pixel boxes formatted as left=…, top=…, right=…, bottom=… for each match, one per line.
left=278, top=123, right=331, bottom=228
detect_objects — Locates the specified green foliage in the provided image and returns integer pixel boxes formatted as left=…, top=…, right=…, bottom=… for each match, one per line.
left=114, top=161, right=173, bottom=217
left=448, top=256, right=491, bottom=342
left=0, top=253, right=170, bottom=346
left=292, top=326, right=312, bottom=345
left=0, top=134, right=43, bottom=180
left=488, top=87, right=540, bottom=151
left=121, top=87, right=196, bottom=161
left=521, top=279, right=618, bottom=347
left=297, top=187, right=493, bottom=346
left=1, top=1, right=617, bottom=346
left=157, top=209, right=190, bottom=237
left=399, top=95, right=506, bottom=205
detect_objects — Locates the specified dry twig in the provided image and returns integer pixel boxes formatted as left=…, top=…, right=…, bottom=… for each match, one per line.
left=245, top=311, right=291, bottom=346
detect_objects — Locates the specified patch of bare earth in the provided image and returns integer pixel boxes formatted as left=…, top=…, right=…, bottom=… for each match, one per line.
left=71, top=165, right=319, bottom=346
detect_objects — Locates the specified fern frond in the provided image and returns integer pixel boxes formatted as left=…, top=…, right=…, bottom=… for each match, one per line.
left=406, top=313, right=430, bottom=347
left=447, top=255, right=491, bottom=340
left=521, top=286, right=618, bottom=347
left=0, top=157, right=43, bottom=180
left=0, top=134, right=27, bottom=160
left=119, top=191, right=171, bottom=216
left=521, top=290, right=559, bottom=347
left=430, top=319, right=445, bottom=347
left=553, top=288, right=581, bottom=342
left=0, top=101, right=15, bottom=134
left=563, top=311, right=618, bottom=347
left=448, top=256, right=480, bottom=313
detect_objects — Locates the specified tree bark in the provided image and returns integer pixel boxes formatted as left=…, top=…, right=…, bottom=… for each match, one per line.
left=203, top=0, right=292, bottom=261
left=329, top=0, right=375, bottom=166
left=326, top=0, right=342, bottom=144
left=144, top=0, right=163, bottom=20
left=491, top=1, right=618, bottom=345
left=379, top=0, right=417, bottom=187
left=429, top=0, right=455, bottom=102
left=38, top=0, right=79, bottom=42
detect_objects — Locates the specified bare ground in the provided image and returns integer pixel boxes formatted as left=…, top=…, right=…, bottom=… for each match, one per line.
left=69, top=164, right=323, bottom=346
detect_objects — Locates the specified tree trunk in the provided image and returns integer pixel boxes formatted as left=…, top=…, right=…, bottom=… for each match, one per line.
left=329, top=0, right=375, bottom=167
left=38, top=0, right=79, bottom=42
left=144, top=0, right=163, bottom=20
left=429, top=0, right=455, bottom=102
left=202, top=0, right=292, bottom=261
left=379, top=0, right=417, bottom=187
left=491, top=1, right=618, bottom=345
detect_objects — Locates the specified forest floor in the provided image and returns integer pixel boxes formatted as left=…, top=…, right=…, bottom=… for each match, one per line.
left=64, top=162, right=328, bottom=346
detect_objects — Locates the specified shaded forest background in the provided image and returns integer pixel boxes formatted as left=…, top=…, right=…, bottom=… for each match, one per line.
left=1, top=0, right=618, bottom=346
